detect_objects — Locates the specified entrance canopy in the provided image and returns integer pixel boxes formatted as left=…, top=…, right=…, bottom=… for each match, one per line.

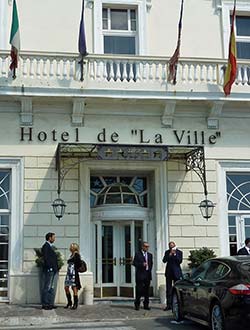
left=55, top=143, right=208, bottom=196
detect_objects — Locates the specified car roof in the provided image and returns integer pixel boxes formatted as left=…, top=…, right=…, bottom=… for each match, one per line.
left=209, top=256, right=250, bottom=263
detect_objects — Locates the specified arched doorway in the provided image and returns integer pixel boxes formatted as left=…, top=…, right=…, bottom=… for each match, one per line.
left=90, top=177, right=150, bottom=298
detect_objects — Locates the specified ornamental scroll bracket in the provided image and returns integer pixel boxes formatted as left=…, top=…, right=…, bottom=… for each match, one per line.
left=185, top=146, right=208, bottom=197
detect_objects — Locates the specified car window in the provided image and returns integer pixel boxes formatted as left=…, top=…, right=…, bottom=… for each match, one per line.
left=191, top=261, right=211, bottom=281
left=237, top=262, right=250, bottom=280
left=204, top=261, right=230, bottom=281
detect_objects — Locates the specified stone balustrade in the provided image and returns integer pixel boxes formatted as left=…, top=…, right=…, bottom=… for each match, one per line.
left=0, top=51, right=249, bottom=97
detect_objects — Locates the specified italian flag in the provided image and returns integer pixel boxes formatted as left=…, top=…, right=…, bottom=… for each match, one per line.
left=9, top=0, right=20, bottom=76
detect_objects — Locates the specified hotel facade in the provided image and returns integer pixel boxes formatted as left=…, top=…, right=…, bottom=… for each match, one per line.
left=0, top=0, right=250, bottom=304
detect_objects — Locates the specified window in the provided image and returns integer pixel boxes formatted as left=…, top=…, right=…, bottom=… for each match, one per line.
left=191, top=261, right=211, bottom=281
left=0, top=171, right=10, bottom=300
left=235, top=16, right=250, bottom=59
left=226, top=173, right=250, bottom=211
left=205, top=262, right=230, bottom=281
left=90, top=176, right=148, bottom=207
left=102, top=7, right=137, bottom=55
left=226, top=172, right=250, bottom=255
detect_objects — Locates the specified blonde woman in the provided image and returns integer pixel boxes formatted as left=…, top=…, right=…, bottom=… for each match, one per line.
left=64, top=243, right=82, bottom=309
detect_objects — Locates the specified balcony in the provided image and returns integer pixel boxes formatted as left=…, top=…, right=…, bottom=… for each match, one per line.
left=0, top=51, right=250, bottom=100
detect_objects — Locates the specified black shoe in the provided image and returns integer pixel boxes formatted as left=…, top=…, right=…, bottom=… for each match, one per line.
left=50, top=305, right=57, bottom=309
left=42, top=305, right=53, bottom=310
left=134, top=305, right=140, bottom=311
left=71, top=295, right=78, bottom=310
left=144, top=306, right=151, bottom=310
left=164, top=305, right=172, bottom=311
left=64, top=303, right=72, bottom=309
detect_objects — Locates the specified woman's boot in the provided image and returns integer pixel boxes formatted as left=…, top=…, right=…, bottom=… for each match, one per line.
left=71, top=295, right=78, bottom=310
left=64, top=293, right=72, bottom=309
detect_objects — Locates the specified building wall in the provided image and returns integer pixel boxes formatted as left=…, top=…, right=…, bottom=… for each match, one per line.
left=3, top=0, right=223, bottom=57
left=1, top=100, right=249, bottom=303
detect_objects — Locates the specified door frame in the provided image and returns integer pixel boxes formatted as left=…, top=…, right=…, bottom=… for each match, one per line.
left=80, top=160, right=169, bottom=299
left=0, top=158, right=23, bottom=303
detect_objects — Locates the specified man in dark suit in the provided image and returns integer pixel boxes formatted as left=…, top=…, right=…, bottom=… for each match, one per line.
left=132, top=241, right=153, bottom=310
left=41, top=232, right=59, bottom=310
left=237, top=238, right=250, bottom=255
left=162, top=241, right=183, bottom=311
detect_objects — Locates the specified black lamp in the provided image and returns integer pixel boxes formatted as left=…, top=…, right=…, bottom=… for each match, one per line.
left=199, top=198, right=215, bottom=220
left=52, top=196, right=66, bottom=220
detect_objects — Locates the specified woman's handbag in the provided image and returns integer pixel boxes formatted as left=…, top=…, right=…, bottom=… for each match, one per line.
left=78, top=259, right=87, bottom=273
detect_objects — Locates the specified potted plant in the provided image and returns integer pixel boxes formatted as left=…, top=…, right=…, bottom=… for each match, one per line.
left=34, top=247, right=64, bottom=270
left=34, top=247, right=64, bottom=302
left=187, top=247, right=216, bottom=270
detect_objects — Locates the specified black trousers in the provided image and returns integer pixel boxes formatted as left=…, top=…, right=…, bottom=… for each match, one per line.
left=135, top=278, right=151, bottom=307
left=166, top=273, right=179, bottom=307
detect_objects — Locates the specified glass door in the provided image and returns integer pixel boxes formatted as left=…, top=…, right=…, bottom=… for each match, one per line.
left=118, top=221, right=143, bottom=297
left=94, top=220, right=144, bottom=298
left=228, top=214, right=250, bottom=255
left=101, top=224, right=117, bottom=296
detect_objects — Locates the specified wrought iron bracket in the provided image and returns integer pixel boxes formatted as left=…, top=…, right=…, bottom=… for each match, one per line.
left=185, top=146, right=208, bottom=196
left=55, top=143, right=168, bottom=195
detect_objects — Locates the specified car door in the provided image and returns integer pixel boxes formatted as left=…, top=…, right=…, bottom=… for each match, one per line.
left=195, top=261, right=230, bottom=322
left=181, top=261, right=211, bottom=316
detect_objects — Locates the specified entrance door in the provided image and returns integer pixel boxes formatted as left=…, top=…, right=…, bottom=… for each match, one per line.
left=95, top=221, right=143, bottom=298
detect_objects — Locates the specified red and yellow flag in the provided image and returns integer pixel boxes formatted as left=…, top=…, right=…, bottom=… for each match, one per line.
left=223, top=1, right=237, bottom=96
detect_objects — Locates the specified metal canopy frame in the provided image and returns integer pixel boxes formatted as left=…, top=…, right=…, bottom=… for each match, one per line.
left=55, top=143, right=208, bottom=197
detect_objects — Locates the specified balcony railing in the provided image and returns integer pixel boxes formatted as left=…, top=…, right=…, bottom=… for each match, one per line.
left=0, top=51, right=249, bottom=96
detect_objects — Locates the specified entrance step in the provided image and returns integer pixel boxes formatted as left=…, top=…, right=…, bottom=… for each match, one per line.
left=94, top=297, right=160, bottom=305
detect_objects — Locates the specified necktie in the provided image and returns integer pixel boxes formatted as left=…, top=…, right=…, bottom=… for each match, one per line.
left=144, top=252, right=149, bottom=270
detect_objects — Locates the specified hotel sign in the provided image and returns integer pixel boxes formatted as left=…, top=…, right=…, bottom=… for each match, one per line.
left=97, top=144, right=168, bottom=161
left=20, top=127, right=221, bottom=145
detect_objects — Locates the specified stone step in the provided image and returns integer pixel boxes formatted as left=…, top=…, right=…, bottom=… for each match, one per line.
left=94, top=297, right=160, bottom=305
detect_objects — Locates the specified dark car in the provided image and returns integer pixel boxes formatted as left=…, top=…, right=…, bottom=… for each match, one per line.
left=172, top=256, right=250, bottom=330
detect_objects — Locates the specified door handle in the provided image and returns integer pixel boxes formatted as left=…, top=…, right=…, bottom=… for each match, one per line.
left=113, top=257, right=116, bottom=266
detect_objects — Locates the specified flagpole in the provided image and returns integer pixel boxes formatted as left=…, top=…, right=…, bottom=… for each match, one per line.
left=13, top=67, right=16, bottom=80
left=79, top=55, right=84, bottom=82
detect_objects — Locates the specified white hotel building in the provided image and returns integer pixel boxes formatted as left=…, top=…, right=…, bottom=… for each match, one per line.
left=0, top=0, right=250, bottom=304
